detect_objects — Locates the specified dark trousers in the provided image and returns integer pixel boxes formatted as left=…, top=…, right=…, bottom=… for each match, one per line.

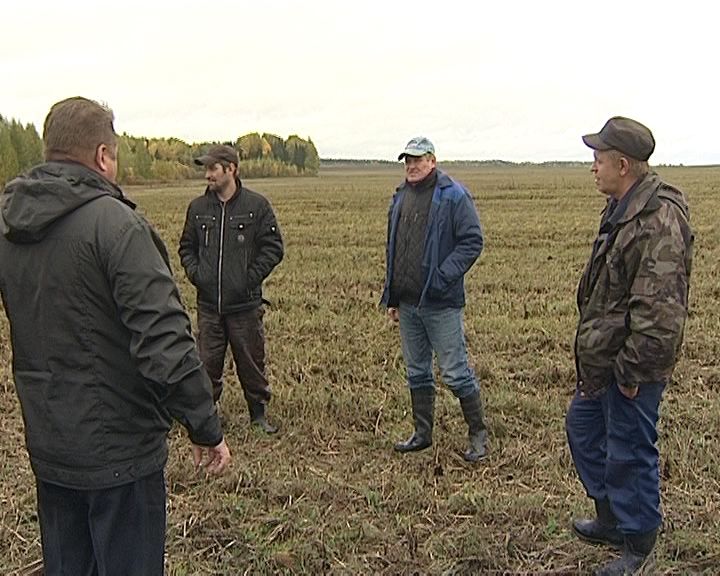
left=37, top=471, right=166, bottom=576
left=566, top=381, right=665, bottom=534
left=197, top=305, right=270, bottom=406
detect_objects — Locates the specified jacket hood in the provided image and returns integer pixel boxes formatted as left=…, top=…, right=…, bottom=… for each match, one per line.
left=619, top=172, right=689, bottom=224
left=655, top=177, right=690, bottom=218
left=0, top=161, right=131, bottom=243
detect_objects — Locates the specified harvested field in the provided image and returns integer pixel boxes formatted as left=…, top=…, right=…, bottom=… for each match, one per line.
left=1, top=165, right=719, bottom=575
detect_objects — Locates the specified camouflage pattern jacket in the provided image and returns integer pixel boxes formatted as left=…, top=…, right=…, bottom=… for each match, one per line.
left=575, top=172, right=693, bottom=396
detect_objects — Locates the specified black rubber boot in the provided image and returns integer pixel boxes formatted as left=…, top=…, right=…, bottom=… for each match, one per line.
left=248, top=402, right=279, bottom=434
left=459, top=390, right=488, bottom=462
left=394, top=388, right=434, bottom=453
left=573, top=499, right=623, bottom=548
left=593, top=529, right=657, bottom=576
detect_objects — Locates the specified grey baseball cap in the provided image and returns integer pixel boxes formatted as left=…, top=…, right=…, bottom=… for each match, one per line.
left=398, top=136, right=435, bottom=160
left=582, top=116, right=655, bottom=161
left=194, top=144, right=239, bottom=166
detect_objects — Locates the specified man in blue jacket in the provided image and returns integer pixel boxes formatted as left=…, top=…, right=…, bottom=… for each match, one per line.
left=381, top=137, right=488, bottom=461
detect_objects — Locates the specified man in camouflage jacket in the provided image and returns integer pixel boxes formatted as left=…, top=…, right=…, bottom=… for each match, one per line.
left=565, top=117, right=693, bottom=576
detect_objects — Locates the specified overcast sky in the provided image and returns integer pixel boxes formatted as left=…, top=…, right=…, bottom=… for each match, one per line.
left=1, top=0, right=717, bottom=164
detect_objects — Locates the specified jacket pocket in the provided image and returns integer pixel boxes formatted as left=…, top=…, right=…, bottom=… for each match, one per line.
left=228, top=213, right=257, bottom=250
left=226, top=213, right=256, bottom=301
left=426, top=267, right=445, bottom=299
left=14, top=370, right=101, bottom=466
left=15, top=371, right=56, bottom=458
left=603, top=249, right=627, bottom=309
left=194, top=215, right=217, bottom=293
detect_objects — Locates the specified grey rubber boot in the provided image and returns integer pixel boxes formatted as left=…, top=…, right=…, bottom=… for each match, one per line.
left=248, top=402, right=279, bottom=434
left=394, top=387, right=435, bottom=453
left=573, top=498, right=623, bottom=548
left=459, top=390, right=488, bottom=462
left=593, top=529, right=657, bottom=576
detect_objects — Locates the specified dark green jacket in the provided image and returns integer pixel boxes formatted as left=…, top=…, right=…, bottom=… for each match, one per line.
left=575, top=172, right=693, bottom=396
left=0, top=161, right=222, bottom=489
left=178, top=178, right=284, bottom=314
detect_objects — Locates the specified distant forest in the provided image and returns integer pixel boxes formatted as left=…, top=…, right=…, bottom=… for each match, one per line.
left=0, top=114, right=320, bottom=186
left=320, top=158, right=592, bottom=168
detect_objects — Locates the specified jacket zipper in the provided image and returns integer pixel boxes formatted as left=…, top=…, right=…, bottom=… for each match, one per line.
left=217, top=202, right=226, bottom=313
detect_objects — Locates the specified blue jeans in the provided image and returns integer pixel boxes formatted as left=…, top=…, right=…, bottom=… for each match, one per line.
left=398, top=303, right=478, bottom=399
left=566, top=380, right=665, bottom=534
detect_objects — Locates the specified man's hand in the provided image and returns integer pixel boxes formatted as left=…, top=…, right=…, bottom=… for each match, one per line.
left=387, top=307, right=400, bottom=324
left=192, top=438, right=231, bottom=475
left=618, top=383, right=639, bottom=400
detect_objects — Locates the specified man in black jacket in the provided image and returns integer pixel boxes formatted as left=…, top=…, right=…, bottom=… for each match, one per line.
left=0, top=97, right=230, bottom=575
left=179, top=145, right=284, bottom=433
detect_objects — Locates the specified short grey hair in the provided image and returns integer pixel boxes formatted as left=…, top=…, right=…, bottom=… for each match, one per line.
left=608, top=149, right=649, bottom=179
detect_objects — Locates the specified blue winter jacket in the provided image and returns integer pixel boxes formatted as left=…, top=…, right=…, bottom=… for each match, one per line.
left=381, top=169, right=483, bottom=309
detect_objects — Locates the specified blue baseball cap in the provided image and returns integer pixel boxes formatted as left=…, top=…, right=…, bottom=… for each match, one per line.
left=398, top=136, right=435, bottom=160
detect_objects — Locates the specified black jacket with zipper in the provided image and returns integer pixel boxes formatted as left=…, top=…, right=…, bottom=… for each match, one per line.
left=179, top=178, right=284, bottom=314
left=0, top=161, right=222, bottom=490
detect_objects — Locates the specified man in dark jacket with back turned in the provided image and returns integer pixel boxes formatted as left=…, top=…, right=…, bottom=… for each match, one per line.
left=381, top=136, right=488, bottom=462
left=179, top=145, right=284, bottom=433
left=0, top=97, right=230, bottom=575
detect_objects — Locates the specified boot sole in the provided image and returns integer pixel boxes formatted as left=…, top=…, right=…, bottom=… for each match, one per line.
left=592, top=551, right=655, bottom=576
left=251, top=421, right=279, bottom=434
left=572, top=525, right=623, bottom=549
left=394, top=442, right=432, bottom=453
left=463, top=452, right=487, bottom=462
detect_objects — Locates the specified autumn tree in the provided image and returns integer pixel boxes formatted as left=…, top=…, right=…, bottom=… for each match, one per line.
left=237, top=133, right=266, bottom=160
left=0, top=116, right=42, bottom=186
left=262, top=133, right=287, bottom=162
left=0, top=122, right=19, bottom=186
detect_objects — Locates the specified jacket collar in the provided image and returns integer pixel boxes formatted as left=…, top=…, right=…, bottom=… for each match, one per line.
left=436, top=169, right=454, bottom=189
left=204, top=176, right=243, bottom=203
left=612, top=172, right=662, bottom=225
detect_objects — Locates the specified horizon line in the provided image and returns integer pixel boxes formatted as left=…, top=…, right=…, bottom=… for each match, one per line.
left=319, top=158, right=719, bottom=168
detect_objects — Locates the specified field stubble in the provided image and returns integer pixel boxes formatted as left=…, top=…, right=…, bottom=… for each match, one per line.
left=1, top=165, right=719, bottom=575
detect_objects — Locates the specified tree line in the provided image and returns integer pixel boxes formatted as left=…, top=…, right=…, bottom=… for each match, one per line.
left=0, top=116, right=44, bottom=187
left=118, top=132, right=320, bottom=183
left=0, top=114, right=319, bottom=186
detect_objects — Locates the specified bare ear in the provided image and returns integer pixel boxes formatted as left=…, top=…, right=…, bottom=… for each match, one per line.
left=95, top=144, right=109, bottom=172
left=91, top=143, right=118, bottom=182
left=94, top=144, right=116, bottom=174
left=618, top=156, right=630, bottom=176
